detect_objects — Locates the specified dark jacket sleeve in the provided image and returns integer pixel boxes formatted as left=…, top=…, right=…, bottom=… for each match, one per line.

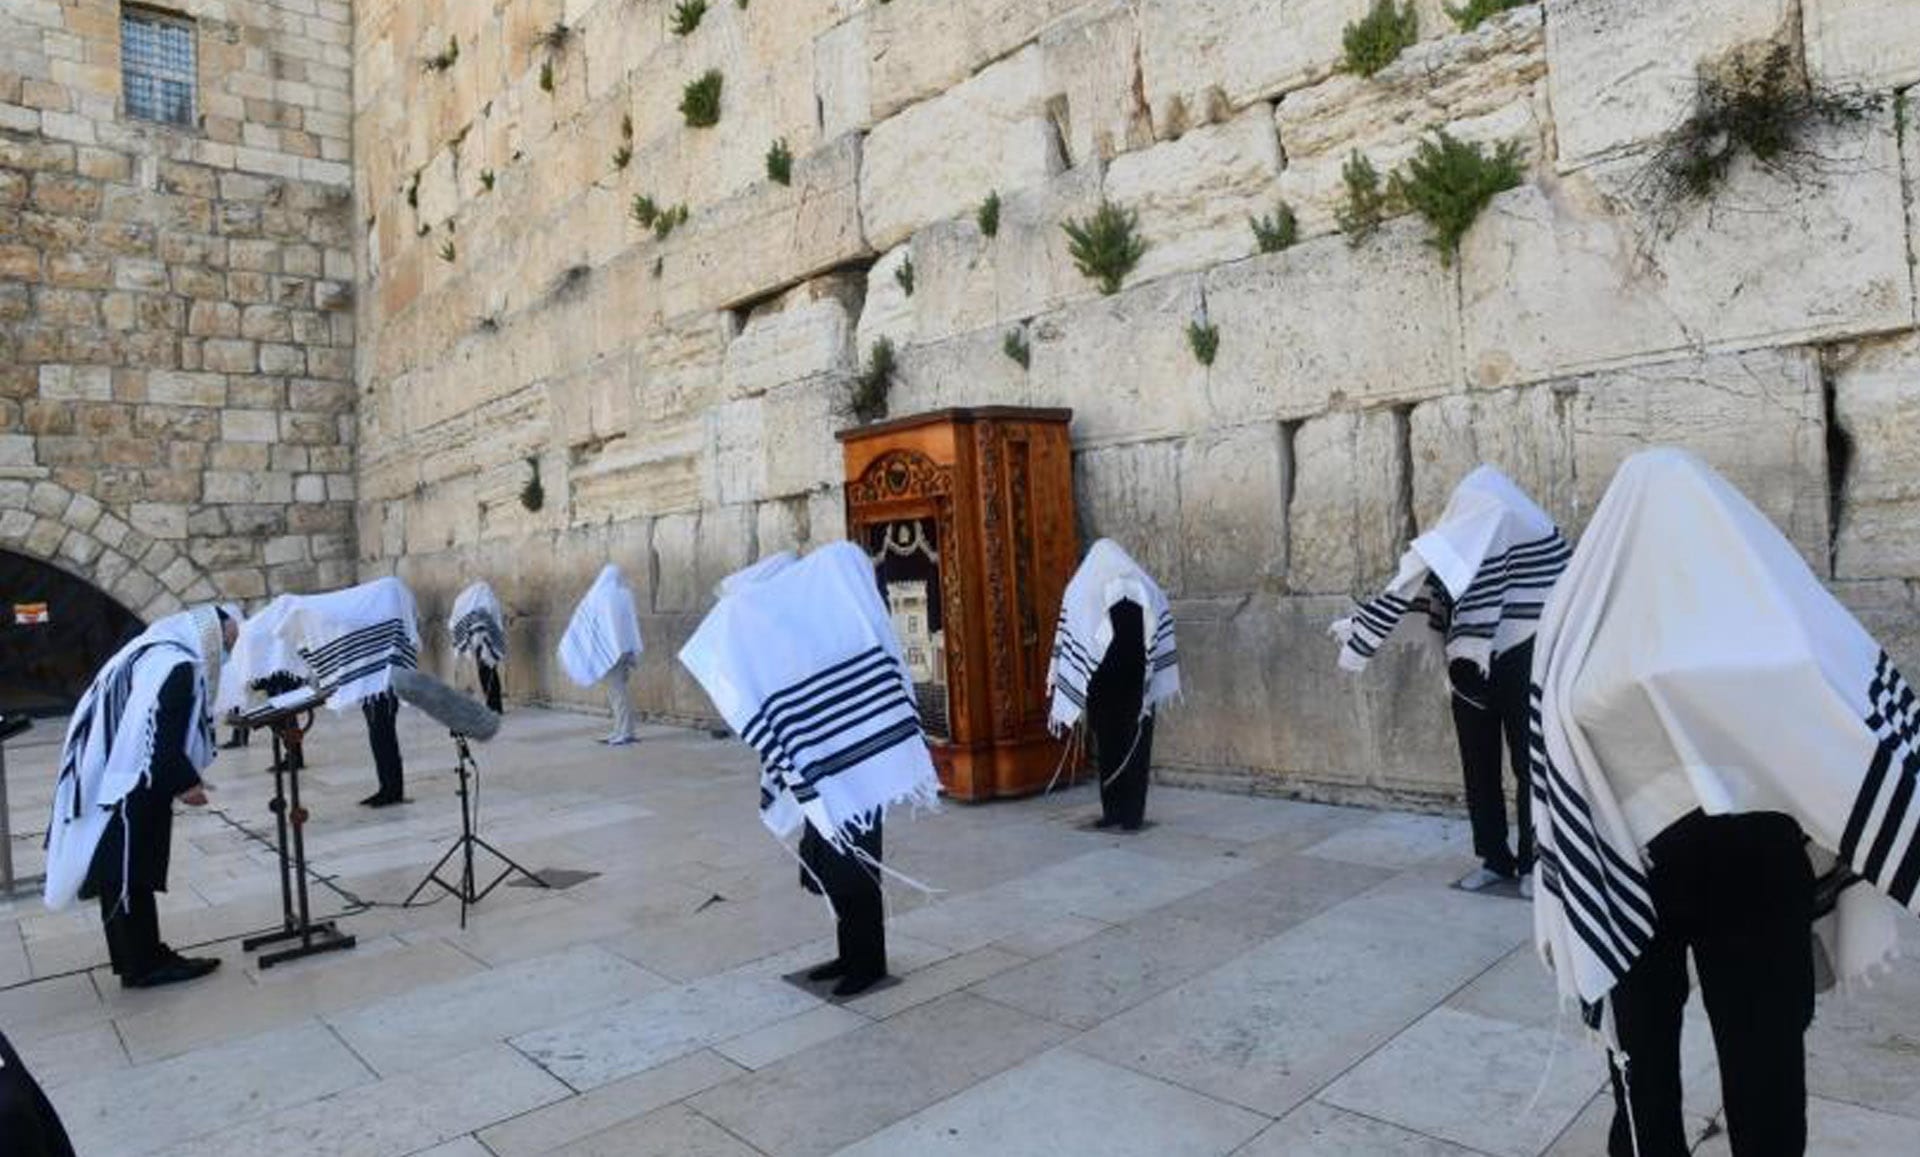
left=148, top=661, right=204, bottom=797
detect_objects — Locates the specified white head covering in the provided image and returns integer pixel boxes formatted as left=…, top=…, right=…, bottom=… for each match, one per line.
left=275, top=577, right=421, bottom=710
left=44, top=606, right=224, bottom=910
left=1047, top=539, right=1178, bottom=735
left=558, top=564, right=643, bottom=687
left=1530, top=448, right=1913, bottom=1030
left=215, top=595, right=311, bottom=715
left=450, top=581, right=507, bottom=666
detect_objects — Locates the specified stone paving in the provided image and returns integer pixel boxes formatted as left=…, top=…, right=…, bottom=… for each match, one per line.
left=2, top=705, right=1917, bottom=1156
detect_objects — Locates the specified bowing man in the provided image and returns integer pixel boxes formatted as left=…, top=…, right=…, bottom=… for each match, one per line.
left=44, top=605, right=233, bottom=989
left=450, top=580, right=508, bottom=713
left=1531, top=449, right=1920, bottom=1156
left=277, top=577, right=421, bottom=807
left=1047, top=540, right=1180, bottom=830
left=559, top=564, right=644, bottom=746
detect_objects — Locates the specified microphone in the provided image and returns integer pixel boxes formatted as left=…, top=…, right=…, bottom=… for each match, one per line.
left=391, top=668, right=501, bottom=742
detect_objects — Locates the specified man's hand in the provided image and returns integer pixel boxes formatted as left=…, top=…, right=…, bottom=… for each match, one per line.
left=179, top=785, right=209, bottom=807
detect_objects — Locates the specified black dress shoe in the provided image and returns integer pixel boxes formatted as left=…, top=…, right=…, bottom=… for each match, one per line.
left=806, top=959, right=848, bottom=982
left=125, top=956, right=220, bottom=989
left=359, top=791, right=404, bottom=807
left=1093, top=815, right=1119, bottom=829
left=831, top=972, right=886, bottom=998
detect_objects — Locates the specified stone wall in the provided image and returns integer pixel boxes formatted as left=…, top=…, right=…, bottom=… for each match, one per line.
left=1, top=0, right=357, bottom=619
left=352, top=0, right=1920, bottom=807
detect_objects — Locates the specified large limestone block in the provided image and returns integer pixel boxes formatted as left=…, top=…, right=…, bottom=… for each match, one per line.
left=1027, top=275, right=1210, bottom=446
left=1137, top=0, right=1370, bottom=141
left=1274, top=9, right=1546, bottom=239
left=865, top=0, right=1088, bottom=121
left=1287, top=409, right=1410, bottom=595
left=571, top=416, right=707, bottom=523
left=890, top=327, right=1032, bottom=416
left=1462, top=110, right=1910, bottom=390
left=1565, top=348, right=1830, bottom=564
left=860, top=46, right=1066, bottom=251
left=1073, top=438, right=1185, bottom=596
left=724, top=277, right=860, bottom=400
left=1832, top=334, right=1920, bottom=580
left=1407, top=382, right=1576, bottom=531
left=1205, top=217, right=1462, bottom=426
left=638, top=313, right=729, bottom=421
left=1546, top=0, right=1792, bottom=170
left=660, top=133, right=870, bottom=318
left=761, top=376, right=849, bottom=499
left=814, top=14, right=872, bottom=139
left=651, top=505, right=756, bottom=614
left=712, top=396, right=767, bottom=507
left=1103, top=106, right=1284, bottom=283
left=1039, top=0, right=1153, bottom=167
left=1178, top=423, right=1288, bottom=596
left=853, top=246, right=914, bottom=354
left=1805, top=0, right=1920, bottom=87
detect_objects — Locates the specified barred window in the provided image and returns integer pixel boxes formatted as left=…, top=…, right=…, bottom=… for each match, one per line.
left=121, top=7, right=197, bottom=128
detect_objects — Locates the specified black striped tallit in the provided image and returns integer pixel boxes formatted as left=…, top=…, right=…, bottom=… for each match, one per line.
left=1840, top=653, right=1920, bottom=910
left=451, top=607, right=506, bottom=666
left=300, top=619, right=418, bottom=694
left=1340, top=531, right=1570, bottom=668
left=740, top=645, right=922, bottom=808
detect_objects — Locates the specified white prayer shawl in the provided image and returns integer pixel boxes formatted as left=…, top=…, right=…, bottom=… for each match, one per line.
left=277, top=577, right=421, bottom=710
left=1530, top=448, right=1913, bottom=1033
left=558, top=565, right=643, bottom=687
left=679, top=542, right=941, bottom=849
left=44, top=607, right=222, bottom=911
left=1046, top=539, right=1179, bottom=734
left=449, top=581, right=507, bottom=667
left=1332, top=465, right=1569, bottom=675
left=214, top=595, right=310, bottom=716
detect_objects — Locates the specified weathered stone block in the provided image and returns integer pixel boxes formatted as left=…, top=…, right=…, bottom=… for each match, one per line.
left=1073, top=438, right=1185, bottom=596
left=853, top=246, right=914, bottom=354
left=1137, top=0, right=1368, bottom=140
left=1288, top=409, right=1410, bottom=595
left=221, top=409, right=281, bottom=443
left=814, top=14, right=872, bottom=139
left=1462, top=110, right=1910, bottom=390
left=146, top=371, right=227, bottom=408
left=1103, top=106, right=1283, bottom=283
left=762, top=377, right=849, bottom=499
left=1546, top=0, right=1791, bottom=170
left=1027, top=275, right=1209, bottom=446
left=890, top=326, right=1031, bottom=417
left=860, top=46, right=1065, bottom=251
left=1832, top=334, right=1920, bottom=580
left=1205, top=217, right=1462, bottom=425
left=1039, top=0, right=1153, bottom=167
left=1805, top=0, right=1920, bottom=87
left=724, top=277, right=858, bottom=400
left=1178, top=423, right=1288, bottom=596
left=865, top=0, right=1086, bottom=121
left=1408, top=382, right=1576, bottom=531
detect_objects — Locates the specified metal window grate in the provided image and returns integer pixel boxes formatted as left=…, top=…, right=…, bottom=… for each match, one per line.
left=121, top=7, right=196, bottom=128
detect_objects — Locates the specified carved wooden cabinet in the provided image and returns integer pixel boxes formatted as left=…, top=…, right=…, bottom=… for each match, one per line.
left=838, top=408, right=1078, bottom=801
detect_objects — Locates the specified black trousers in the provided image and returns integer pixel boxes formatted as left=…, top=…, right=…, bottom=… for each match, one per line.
left=99, top=888, right=163, bottom=978
left=0, top=1030, right=75, bottom=1157
left=1448, top=639, right=1534, bottom=876
left=800, top=817, right=886, bottom=982
left=1608, top=811, right=1815, bottom=1157
left=362, top=691, right=405, bottom=798
left=477, top=661, right=504, bottom=713
left=1089, top=599, right=1153, bottom=829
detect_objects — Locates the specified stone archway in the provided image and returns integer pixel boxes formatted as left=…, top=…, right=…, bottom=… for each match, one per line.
left=0, top=479, right=219, bottom=624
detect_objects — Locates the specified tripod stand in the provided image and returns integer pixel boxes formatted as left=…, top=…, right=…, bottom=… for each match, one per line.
left=404, top=733, right=547, bottom=928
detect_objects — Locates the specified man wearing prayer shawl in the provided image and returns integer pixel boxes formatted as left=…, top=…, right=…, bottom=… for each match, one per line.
left=450, top=580, right=508, bottom=713
left=275, top=577, right=420, bottom=806
left=559, top=564, right=643, bottom=746
left=0, top=1030, right=74, bottom=1157
left=680, top=544, right=941, bottom=996
left=1530, top=449, right=1920, bottom=1157
left=1047, top=540, right=1180, bottom=830
left=1331, top=465, right=1571, bottom=895
left=217, top=594, right=315, bottom=772
left=44, top=605, right=233, bottom=989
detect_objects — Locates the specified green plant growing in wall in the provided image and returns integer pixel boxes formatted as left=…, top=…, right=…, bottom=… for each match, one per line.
left=534, top=22, right=571, bottom=51
left=539, top=60, right=554, bottom=93
left=977, top=190, right=1001, bottom=237
left=479, top=168, right=495, bottom=192
left=851, top=338, right=896, bottom=423
left=1250, top=200, right=1298, bottom=253
left=737, top=0, right=749, bottom=8
left=1389, top=130, right=1524, bottom=265
left=1446, top=0, right=1527, bottom=31
left=1341, top=0, right=1418, bottom=78
left=766, top=138, right=793, bottom=185
left=654, top=203, right=690, bottom=240
left=405, top=170, right=420, bottom=209
left=671, top=0, right=708, bottom=36
left=438, top=239, right=457, bottom=263
left=416, top=222, right=431, bottom=236
left=1003, top=328, right=1030, bottom=369
left=681, top=70, right=723, bottom=128
left=1063, top=200, right=1147, bottom=296
left=894, top=256, right=915, bottom=296
left=1335, top=151, right=1392, bottom=245
left=612, top=144, right=632, bottom=169
left=1186, top=321, right=1219, bottom=366
left=424, top=35, right=459, bottom=73
left=520, top=457, right=544, bottom=511
left=630, top=194, right=660, bottom=227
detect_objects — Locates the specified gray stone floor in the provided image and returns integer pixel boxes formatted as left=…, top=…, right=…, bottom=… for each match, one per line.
left=2, top=705, right=1917, bottom=1155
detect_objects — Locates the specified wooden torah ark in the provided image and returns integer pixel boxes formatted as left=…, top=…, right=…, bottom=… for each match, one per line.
left=838, top=408, right=1078, bottom=802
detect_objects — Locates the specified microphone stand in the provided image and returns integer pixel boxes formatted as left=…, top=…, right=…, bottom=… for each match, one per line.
left=404, top=730, right=548, bottom=928
left=238, top=691, right=356, bottom=967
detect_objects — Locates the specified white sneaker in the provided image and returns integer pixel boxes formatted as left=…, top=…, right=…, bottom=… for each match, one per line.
left=1457, top=866, right=1508, bottom=893
left=1519, top=872, right=1535, bottom=900
left=606, top=734, right=637, bottom=747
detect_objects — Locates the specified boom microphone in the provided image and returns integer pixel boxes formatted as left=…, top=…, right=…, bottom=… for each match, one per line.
left=391, top=668, right=500, bottom=742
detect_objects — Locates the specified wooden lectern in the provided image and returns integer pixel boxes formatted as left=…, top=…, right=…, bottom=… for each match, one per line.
left=838, top=408, right=1078, bottom=801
